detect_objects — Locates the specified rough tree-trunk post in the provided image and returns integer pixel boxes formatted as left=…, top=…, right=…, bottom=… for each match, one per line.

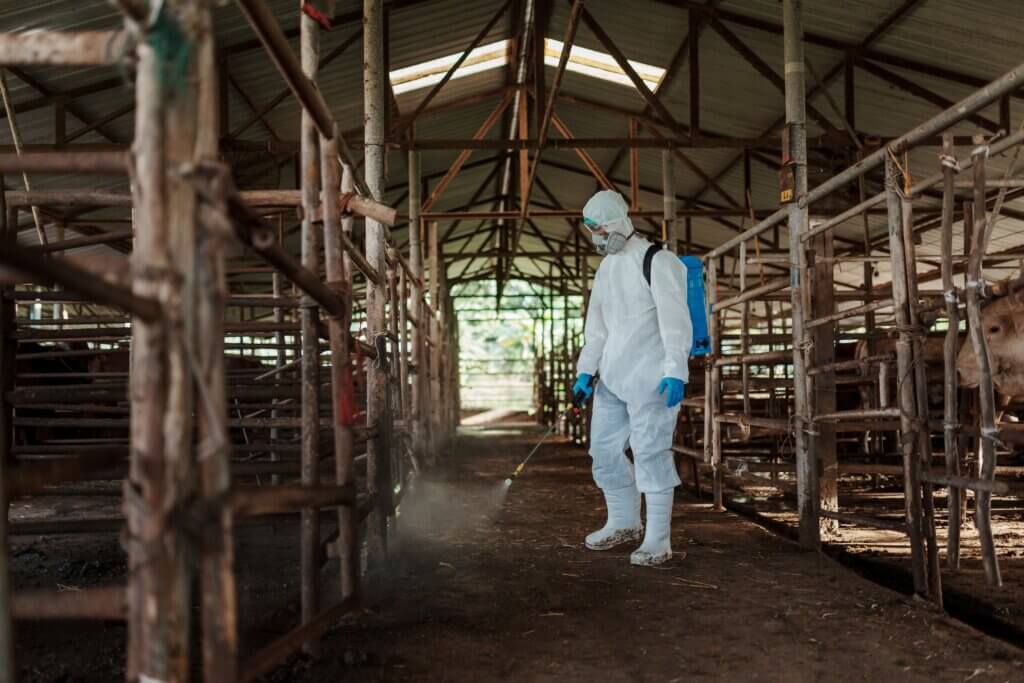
left=884, top=154, right=928, bottom=596
left=902, top=195, right=942, bottom=604
left=299, top=1, right=322, bottom=653
left=967, top=135, right=1002, bottom=587
left=939, top=132, right=962, bottom=570
left=811, top=231, right=837, bottom=537
left=388, top=260, right=402, bottom=423
left=783, top=0, right=818, bottom=548
left=0, top=176, right=14, bottom=683
left=958, top=200, right=975, bottom=529
left=365, top=0, right=392, bottom=558
left=340, top=163, right=361, bottom=591
left=662, top=149, right=676, bottom=251
left=739, top=241, right=750, bottom=420
left=322, top=131, right=358, bottom=600
left=271, top=216, right=285, bottom=486
left=194, top=6, right=239, bottom=679
left=429, top=220, right=442, bottom=443
left=408, top=148, right=426, bottom=461
left=581, top=248, right=592, bottom=448
left=125, top=2, right=207, bottom=676
left=707, top=258, right=723, bottom=510
left=398, top=268, right=410, bottom=428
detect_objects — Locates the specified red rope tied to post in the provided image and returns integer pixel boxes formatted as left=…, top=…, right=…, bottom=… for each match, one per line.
left=338, top=337, right=366, bottom=425
left=338, top=191, right=355, bottom=215
left=301, top=2, right=333, bottom=30
left=337, top=362, right=358, bottom=426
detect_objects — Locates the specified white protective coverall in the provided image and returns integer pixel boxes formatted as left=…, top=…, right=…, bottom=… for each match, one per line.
left=577, top=191, right=693, bottom=494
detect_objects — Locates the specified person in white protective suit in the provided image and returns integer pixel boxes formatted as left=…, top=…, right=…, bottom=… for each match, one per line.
left=573, top=190, right=692, bottom=566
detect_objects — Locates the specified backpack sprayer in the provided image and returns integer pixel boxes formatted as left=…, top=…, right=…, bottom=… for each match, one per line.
left=503, top=378, right=594, bottom=488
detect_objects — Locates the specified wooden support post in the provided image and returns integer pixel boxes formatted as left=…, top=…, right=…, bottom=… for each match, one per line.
left=0, top=176, right=14, bottom=683
left=629, top=118, right=640, bottom=211
left=967, top=136, right=1002, bottom=587
left=940, top=132, right=962, bottom=570
left=662, top=149, right=676, bottom=250
left=739, top=241, right=751, bottom=417
left=811, top=232, right=837, bottom=537
left=387, top=260, right=402, bottom=420
left=548, top=264, right=556, bottom=423
left=518, top=88, right=529, bottom=210
left=271, top=217, right=285, bottom=485
left=398, top=268, right=410, bottom=419
left=408, top=148, right=427, bottom=460
left=194, top=8, right=239, bottom=679
left=299, top=4, right=322, bottom=654
left=689, top=8, right=700, bottom=133
left=321, top=131, right=358, bottom=600
left=428, top=220, right=441, bottom=444
left=581, top=246, right=592, bottom=447
left=707, top=258, right=722, bottom=510
left=884, top=154, right=928, bottom=596
left=365, top=0, right=392, bottom=559
left=126, top=4, right=201, bottom=676
left=783, top=0, right=818, bottom=549
left=902, top=195, right=943, bottom=604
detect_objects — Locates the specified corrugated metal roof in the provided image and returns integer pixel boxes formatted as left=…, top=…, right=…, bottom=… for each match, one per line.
left=1, top=0, right=1022, bottom=292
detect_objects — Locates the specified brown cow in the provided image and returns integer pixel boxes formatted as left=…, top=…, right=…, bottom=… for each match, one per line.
left=854, top=335, right=949, bottom=409
left=957, top=293, right=1024, bottom=397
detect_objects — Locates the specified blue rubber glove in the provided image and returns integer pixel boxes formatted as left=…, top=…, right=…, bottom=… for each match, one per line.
left=573, top=373, right=594, bottom=404
left=658, top=377, right=685, bottom=408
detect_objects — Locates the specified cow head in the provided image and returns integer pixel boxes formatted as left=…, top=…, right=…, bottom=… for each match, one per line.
left=957, top=292, right=1024, bottom=396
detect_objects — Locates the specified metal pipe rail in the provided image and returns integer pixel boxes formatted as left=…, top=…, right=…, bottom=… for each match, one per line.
left=714, top=413, right=789, bottom=432
left=713, top=350, right=793, bottom=367
left=712, top=277, right=789, bottom=311
left=803, top=127, right=1024, bottom=243
left=12, top=586, right=127, bottom=621
left=0, top=30, right=126, bottom=66
left=805, top=299, right=893, bottom=329
left=812, top=408, right=901, bottom=422
left=707, top=61, right=1024, bottom=259
left=806, top=353, right=892, bottom=376
left=0, top=241, right=161, bottom=322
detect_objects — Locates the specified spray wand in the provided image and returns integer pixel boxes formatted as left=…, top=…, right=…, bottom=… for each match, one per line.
left=504, top=377, right=595, bottom=487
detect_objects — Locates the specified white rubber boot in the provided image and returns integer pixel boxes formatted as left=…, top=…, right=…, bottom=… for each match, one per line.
left=585, top=484, right=642, bottom=550
left=630, top=488, right=674, bottom=566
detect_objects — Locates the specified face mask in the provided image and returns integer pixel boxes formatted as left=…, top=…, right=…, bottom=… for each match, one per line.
left=586, top=216, right=633, bottom=256
left=604, top=230, right=631, bottom=255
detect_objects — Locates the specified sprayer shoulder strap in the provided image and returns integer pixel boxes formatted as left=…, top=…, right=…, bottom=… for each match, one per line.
left=642, top=243, right=662, bottom=287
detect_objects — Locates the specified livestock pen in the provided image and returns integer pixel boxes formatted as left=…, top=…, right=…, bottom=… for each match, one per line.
left=3, top=1, right=1024, bottom=681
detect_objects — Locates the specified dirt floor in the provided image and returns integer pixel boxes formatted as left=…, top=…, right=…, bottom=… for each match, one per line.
left=730, top=473, right=1024, bottom=640
left=8, top=421, right=1024, bottom=681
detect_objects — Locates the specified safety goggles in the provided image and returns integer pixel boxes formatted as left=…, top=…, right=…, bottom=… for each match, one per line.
left=584, top=216, right=628, bottom=234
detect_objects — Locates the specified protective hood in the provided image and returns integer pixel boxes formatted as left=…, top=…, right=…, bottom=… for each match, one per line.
left=583, top=190, right=635, bottom=255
